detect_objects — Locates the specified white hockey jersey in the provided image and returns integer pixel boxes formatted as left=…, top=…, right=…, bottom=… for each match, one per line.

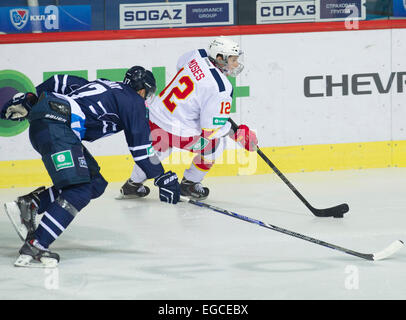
left=148, top=49, right=233, bottom=140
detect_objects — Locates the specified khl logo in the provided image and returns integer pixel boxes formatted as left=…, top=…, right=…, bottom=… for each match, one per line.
left=9, top=6, right=59, bottom=30
left=10, top=8, right=29, bottom=30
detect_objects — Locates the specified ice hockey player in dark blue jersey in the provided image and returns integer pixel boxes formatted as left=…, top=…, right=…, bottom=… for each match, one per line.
left=1, top=66, right=181, bottom=268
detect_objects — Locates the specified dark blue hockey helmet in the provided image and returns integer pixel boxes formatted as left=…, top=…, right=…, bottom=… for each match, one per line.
left=123, top=66, right=156, bottom=99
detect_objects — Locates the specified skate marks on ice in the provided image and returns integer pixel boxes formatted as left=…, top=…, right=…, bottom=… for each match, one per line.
left=0, top=169, right=405, bottom=299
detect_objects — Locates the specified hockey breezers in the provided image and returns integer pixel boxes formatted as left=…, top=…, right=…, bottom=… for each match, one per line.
left=181, top=196, right=404, bottom=261
left=229, top=118, right=349, bottom=218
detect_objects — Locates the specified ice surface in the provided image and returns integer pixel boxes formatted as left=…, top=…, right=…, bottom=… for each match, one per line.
left=0, top=168, right=405, bottom=300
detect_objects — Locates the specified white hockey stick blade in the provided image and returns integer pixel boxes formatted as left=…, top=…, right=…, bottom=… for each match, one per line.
left=372, top=240, right=404, bottom=261
left=3, top=202, right=27, bottom=242
left=14, top=254, right=58, bottom=268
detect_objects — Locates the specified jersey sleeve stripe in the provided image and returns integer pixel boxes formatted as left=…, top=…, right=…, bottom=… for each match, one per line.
left=209, top=68, right=225, bottom=92
left=89, top=105, right=98, bottom=115
left=128, top=144, right=152, bottom=151
left=133, top=154, right=151, bottom=161
left=53, top=75, right=59, bottom=93
left=205, top=128, right=220, bottom=140
left=61, top=75, right=68, bottom=94
left=130, top=144, right=154, bottom=161
left=198, top=49, right=208, bottom=58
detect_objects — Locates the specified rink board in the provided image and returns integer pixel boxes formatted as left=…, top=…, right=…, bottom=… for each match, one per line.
left=0, top=22, right=406, bottom=188
left=0, top=140, right=404, bottom=188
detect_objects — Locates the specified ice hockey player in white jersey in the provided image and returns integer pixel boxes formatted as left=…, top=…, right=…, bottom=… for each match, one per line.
left=120, top=36, right=258, bottom=201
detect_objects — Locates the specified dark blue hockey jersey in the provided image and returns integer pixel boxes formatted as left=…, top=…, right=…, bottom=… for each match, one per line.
left=36, top=74, right=89, bottom=97
left=37, top=75, right=163, bottom=179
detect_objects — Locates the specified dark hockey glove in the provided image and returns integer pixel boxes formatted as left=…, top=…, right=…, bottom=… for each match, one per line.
left=154, top=171, right=180, bottom=204
left=0, top=92, right=38, bottom=121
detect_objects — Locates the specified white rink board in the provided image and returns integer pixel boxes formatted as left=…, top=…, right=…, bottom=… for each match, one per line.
left=242, top=29, right=393, bottom=146
left=0, top=29, right=405, bottom=161
left=391, top=28, right=406, bottom=141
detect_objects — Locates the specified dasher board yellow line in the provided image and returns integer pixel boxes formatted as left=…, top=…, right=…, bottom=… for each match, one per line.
left=0, top=140, right=404, bottom=189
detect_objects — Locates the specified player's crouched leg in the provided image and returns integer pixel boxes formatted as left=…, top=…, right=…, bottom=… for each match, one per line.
left=181, top=137, right=225, bottom=200
left=15, top=182, right=94, bottom=268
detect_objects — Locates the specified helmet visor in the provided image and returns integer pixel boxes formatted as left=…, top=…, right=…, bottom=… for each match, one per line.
left=223, top=52, right=244, bottom=77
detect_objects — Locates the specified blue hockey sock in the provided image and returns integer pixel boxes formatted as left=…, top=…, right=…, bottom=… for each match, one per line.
left=37, top=186, right=60, bottom=214
left=34, top=201, right=75, bottom=248
left=34, top=183, right=92, bottom=248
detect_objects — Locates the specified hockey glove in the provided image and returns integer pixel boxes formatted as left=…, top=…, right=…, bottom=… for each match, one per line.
left=154, top=171, right=180, bottom=204
left=231, top=124, right=258, bottom=152
left=0, top=92, right=38, bottom=121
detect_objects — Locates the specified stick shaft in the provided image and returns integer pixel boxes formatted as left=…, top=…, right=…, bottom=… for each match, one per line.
left=229, top=118, right=348, bottom=217
left=185, top=198, right=372, bottom=260
left=256, top=147, right=315, bottom=211
left=229, top=118, right=313, bottom=210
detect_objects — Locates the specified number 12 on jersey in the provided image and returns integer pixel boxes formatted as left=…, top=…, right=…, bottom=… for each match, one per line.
left=159, top=68, right=194, bottom=113
left=220, top=101, right=231, bottom=114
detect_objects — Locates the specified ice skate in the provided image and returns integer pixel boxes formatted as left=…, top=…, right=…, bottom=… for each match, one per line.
left=180, top=178, right=209, bottom=200
left=116, top=179, right=150, bottom=200
left=14, top=238, right=59, bottom=268
left=3, top=186, right=45, bottom=241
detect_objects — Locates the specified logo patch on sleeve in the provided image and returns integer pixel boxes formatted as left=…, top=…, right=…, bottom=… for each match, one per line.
left=78, top=156, right=88, bottom=168
left=213, top=117, right=228, bottom=125
left=147, top=145, right=155, bottom=156
left=51, top=150, right=75, bottom=171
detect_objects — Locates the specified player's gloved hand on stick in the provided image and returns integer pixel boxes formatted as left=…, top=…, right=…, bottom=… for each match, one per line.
left=154, top=171, right=181, bottom=204
left=231, top=124, right=258, bottom=152
left=0, top=92, right=38, bottom=121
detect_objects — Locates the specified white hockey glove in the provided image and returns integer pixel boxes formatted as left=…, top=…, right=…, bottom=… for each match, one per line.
left=1, top=92, right=38, bottom=121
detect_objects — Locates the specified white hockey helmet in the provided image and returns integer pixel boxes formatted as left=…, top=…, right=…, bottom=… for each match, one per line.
left=208, top=36, right=244, bottom=77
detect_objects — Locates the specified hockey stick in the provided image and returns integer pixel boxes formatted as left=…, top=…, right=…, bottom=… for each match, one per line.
left=229, top=118, right=349, bottom=218
left=181, top=196, right=404, bottom=261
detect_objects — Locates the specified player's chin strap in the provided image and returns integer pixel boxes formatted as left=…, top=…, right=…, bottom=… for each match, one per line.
left=227, top=118, right=349, bottom=218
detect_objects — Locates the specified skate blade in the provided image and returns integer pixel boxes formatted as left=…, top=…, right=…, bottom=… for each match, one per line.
left=14, top=254, right=58, bottom=268
left=3, top=202, right=27, bottom=242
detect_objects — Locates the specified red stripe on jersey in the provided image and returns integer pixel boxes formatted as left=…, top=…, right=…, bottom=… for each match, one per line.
left=193, top=155, right=214, bottom=171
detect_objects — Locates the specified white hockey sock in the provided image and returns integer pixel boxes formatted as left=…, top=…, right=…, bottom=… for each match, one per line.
left=130, top=149, right=172, bottom=183
left=130, top=163, right=147, bottom=183
left=183, top=162, right=210, bottom=183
